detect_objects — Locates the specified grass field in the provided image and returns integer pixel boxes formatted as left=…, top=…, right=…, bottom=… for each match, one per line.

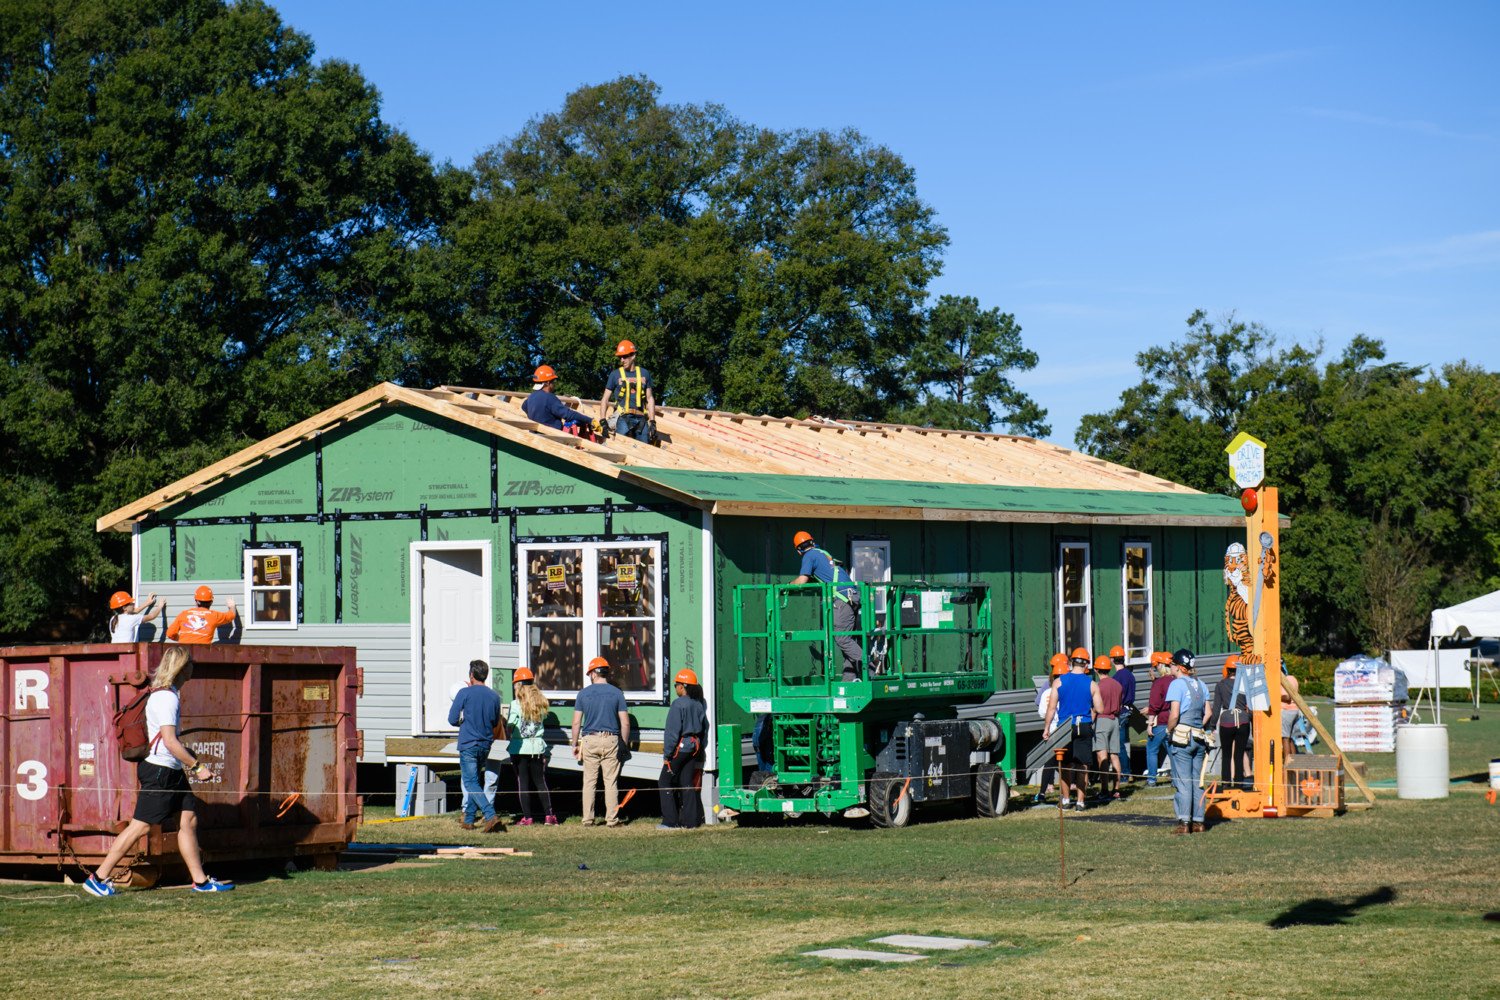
left=5, top=703, right=1497, bottom=999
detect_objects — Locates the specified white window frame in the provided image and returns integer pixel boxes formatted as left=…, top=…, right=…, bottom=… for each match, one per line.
left=517, top=539, right=664, bottom=702
left=1057, top=541, right=1091, bottom=653
left=243, top=547, right=298, bottom=630
left=1121, top=541, right=1153, bottom=664
left=850, top=537, right=892, bottom=618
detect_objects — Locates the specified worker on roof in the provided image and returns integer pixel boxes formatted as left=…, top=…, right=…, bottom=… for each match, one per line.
left=166, top=586, right=237, bottom=644
left=790, top=531, right=863, bottom=681
left=523, top=365, right=597, bottom=433
left=598, top=339, right=656, bottom=444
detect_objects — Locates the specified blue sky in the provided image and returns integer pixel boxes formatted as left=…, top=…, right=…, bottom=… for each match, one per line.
left=272, top=1, right=1499, bottom=445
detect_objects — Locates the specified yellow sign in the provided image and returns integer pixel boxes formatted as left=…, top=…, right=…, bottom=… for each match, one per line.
left=302, top=683, right=330, bottom=702
left=616, top=564, right=638, bottom=590
left=546, top=564, right=567, bottom=591
left=1224, top=431, right=1267, bottom=489
left=263, top=554, right=283, bottom=583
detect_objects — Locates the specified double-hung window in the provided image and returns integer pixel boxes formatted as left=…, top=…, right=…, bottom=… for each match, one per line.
left=519, top=539, right=663, bottom=701
left=244, top=547, right=298, bottom=629
left=1122, top=542, right=1153, bottom=663
left=1057, top=542, right=1091, bottom=653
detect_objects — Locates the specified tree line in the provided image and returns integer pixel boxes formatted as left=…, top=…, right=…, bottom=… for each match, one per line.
left=1078, top=311, right=1500, bottom=656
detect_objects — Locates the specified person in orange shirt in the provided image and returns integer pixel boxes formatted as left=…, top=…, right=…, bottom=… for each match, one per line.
left=166, top=586, right=238, bottom=644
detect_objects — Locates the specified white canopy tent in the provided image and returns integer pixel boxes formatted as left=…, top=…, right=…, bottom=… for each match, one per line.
left=1424, top=589, right=1500, bottom=722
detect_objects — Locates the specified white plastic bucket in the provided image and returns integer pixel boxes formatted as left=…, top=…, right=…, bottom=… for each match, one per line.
left=1489, top=758, right=1500, bottom=792
left=1395, top=724, right=1449, bottom=799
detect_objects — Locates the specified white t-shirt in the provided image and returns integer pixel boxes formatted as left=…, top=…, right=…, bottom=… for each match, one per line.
left=110, top=610, right=147, bottom=643
left=144, top=688, right=183, bottom=769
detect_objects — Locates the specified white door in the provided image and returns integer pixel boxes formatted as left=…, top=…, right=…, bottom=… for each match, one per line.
left=418, top=547, right=488, bottom=732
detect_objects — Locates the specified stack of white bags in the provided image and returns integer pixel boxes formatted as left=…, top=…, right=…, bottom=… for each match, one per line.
left=1333, top=655, right=1409, bottom=752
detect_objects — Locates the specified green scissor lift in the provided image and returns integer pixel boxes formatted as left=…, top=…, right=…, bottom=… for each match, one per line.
left=716, top=580, right=1015, bottom=826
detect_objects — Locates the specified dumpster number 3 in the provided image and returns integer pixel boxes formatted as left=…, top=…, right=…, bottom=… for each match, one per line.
left=16, top=760, right=47, bottom=801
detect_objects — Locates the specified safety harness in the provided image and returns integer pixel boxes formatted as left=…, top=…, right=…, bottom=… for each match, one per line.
left=810, top=546, right=858, bottom=604
left=615, top=366, right=648, bottom=414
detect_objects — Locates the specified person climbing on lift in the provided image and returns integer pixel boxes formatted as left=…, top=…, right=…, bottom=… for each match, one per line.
left=790, top=531, right=863, bottom=681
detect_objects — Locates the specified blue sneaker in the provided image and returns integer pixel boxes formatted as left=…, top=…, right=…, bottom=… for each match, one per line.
left=192, top=876, right=236, bottom=893
left=82, top=874, right=117, bottom=898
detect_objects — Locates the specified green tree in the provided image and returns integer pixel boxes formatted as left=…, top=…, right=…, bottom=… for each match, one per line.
left=453, top=76, right=962, bottom=420
left=0, top=0, right=452, bottom=636
left=895, top=295, right=1048, bottom=435
left=1077, top=311, right=1500, bottom=654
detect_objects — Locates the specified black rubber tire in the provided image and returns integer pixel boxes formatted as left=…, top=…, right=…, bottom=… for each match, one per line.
left=867, top=772, right=913, bottom=828
left=975, top=767, right=1011, bottom=818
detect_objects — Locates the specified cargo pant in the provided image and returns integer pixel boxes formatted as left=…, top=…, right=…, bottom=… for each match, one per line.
left=832, top=593, right=862, bottom=678
left=580, top=731, right=623, bottom=826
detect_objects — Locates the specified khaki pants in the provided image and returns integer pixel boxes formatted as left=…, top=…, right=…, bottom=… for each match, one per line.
left=580, top=732, right=623, bottom=826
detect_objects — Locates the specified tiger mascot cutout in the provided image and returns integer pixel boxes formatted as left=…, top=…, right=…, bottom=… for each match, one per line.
left=1224, top=538, right=1277, bottom=664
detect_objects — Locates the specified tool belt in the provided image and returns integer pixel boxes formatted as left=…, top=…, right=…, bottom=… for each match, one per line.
left=1169, top=724, right=1209, bottom=747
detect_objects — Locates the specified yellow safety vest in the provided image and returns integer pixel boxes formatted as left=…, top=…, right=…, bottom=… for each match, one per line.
left=616, top=366, right=647, bottom=413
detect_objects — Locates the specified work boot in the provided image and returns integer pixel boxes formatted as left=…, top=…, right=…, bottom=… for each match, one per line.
left=459, top=820, right=475, bottom=831
left=1190, top=821, right=1206, bottom=834
left=1171, top=822, right=1189, bottom=836
left=483, top=817, right=506, bottom=833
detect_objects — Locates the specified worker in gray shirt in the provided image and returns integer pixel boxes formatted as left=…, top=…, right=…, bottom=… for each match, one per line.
left=570, top=656, right=630, bottom=827
left=658, top=669, right=708, bottom=829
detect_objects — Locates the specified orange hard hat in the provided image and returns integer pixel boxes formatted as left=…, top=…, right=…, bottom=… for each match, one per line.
left=1094, top=655, right=1113, bottom=673
left=532, top=364, right=557, bottom=383
left=1150, top=651, right=1171, bottom=666
left=792, top=531, right=814, bottom=548
left=194, top=585, right=214, bottom=602
left=615, top=339, right=637, bottom=357
left=513, top=667, right=535, bottom=683
left=675, top=669, right=699, bottom=686
left=586, top=656, right=609, bottom=674
left=1109, top=645, right=1125, bottom=659
left=1069, top=647, right=1090, bottom=663
left=1223, top=655, right=1239, bottom=677
left=109, top=591, right=133, bottom=610
left=1049, top=652, right=1068, bottom=675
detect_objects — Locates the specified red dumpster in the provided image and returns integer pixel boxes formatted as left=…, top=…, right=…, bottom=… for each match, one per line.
left=0, top=643, right=361, bottom=883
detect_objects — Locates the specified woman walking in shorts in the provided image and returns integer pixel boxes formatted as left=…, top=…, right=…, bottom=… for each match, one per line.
left=84, top=647, right=235, bottom=895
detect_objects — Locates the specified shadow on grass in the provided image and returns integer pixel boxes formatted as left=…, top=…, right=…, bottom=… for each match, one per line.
left=1268, top=886, right=1397, bottom=929
left=1069, top=814, right=1178, bottom=828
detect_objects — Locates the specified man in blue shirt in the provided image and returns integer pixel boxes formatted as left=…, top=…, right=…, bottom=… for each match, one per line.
left=1110, top=644, right=1138, bottom=780
left=1165, top=649, right=1211, bottom=835
left=448, top=659, right=505, bottom=833
left=790, top=530, right=863, bottom=681
left=599, top=339, right=656, bottom=443
left=570, top=656, right=631, bottom=827
left=522, top=364, right=596, bottom=432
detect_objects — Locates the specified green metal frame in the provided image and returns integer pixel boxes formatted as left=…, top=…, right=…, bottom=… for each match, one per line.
left=719, top=580, right=995, bottom=816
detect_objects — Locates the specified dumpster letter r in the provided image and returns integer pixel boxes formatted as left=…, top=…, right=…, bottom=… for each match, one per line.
left=13, top=669, right=48, bottom=711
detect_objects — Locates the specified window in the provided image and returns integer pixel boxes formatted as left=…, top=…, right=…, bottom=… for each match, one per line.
left=519, top=539, right=663, bottom=701
left=244, top=547, right=298, bottom=629
left=1122, top=542, right=1153, bottom=663
left=1057, top=542, right=1091, bottom=653
left=850, top=537, right=891, bottom=618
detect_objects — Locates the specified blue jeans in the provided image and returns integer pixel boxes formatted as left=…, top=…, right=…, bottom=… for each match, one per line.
left=1146, top=724, right=1169, bottom=780
left=1119, top=717, right=1134, bottom=778
left=459, top=744, right=495, bottom=823
left=1168, top=742, right=1206, bottom=823
left=616, top=413, right=651, bottom=442
left=752, top=715, right=773, bottom=771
